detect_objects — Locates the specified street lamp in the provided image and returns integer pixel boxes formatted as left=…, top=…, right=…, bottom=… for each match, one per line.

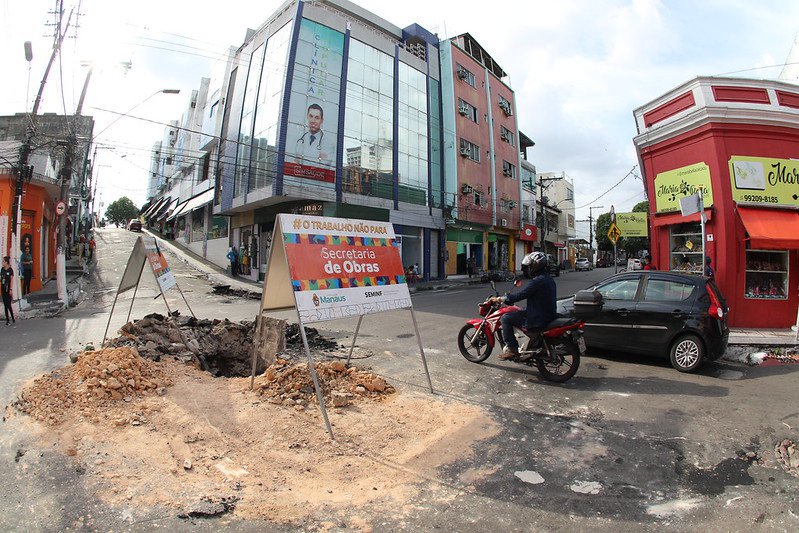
left=92, top=88, right=181, bottom=140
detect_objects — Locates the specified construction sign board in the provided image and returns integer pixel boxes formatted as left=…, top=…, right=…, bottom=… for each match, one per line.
left=145, top=239, right=176, bottom=293
left=607, top=222, right=622, bottom=245
left=261, top=214, right=411, bottom=323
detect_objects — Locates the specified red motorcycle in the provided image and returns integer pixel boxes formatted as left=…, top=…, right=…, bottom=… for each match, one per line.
left=457, top=283, right=585, bottom=382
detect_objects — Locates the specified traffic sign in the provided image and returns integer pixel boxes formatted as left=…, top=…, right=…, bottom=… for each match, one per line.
left=56, top=201, right=66, bottom=216
left=607, top=222, right=622, bottom=244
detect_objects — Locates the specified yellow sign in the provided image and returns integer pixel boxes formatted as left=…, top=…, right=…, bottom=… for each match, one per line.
left=729, top=155, right=799, bottom=207
left=607, top=223, right=622, bottom=244
left=615, top=212, right=648, bottom=237
left=654, top=162, right=714, bottom=213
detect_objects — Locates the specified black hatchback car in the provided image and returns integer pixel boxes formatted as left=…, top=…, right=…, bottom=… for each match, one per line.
left=557, top=270, right=729, bottom=372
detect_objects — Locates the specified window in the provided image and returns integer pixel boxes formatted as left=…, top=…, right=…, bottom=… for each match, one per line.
left=745, top=250, right=788, bottom=299
left=455, top=63, right=476, bottom=87
left=457, top=98, right=478, bottom=123
left=670, top=222, right=703, bottom=273
left=502, top=160, right=516, bottom=179
left=474, top=190, right=484, bottom=207
left=459, top=138, right=480, bottom=162
left=500, top=126, right=514, bottom=146
left=597, top=278, right=640, bottom=301
left=498, top=95, right=513, bottom=116
left=499, top=199, right=511, bottom=212
left=643, top=279, right=695, bottom=302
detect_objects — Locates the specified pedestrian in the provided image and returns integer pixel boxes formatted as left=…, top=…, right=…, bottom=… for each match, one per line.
left=466, top=257, right=475, bottom=278
left=704, top=256, right=714, bottom=279
left=227, top=247, right=239, bottom=276
left=1, top=256, right=15, bottom=325
left=88, top=235, right=96, bottom=261
left=21, top=245, right=33, bottom=296
left=413, top=262, right=420, bottom=278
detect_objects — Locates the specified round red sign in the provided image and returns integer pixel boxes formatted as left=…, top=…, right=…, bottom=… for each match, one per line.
left=56, top=201, right=66, bottom=216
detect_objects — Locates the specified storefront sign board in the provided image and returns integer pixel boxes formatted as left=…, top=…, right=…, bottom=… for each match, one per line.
left=654, top=162, right=714, bottom=213
left=615, top=212, right=648, bottom=237
left=729, top=155, right=799, bottom=207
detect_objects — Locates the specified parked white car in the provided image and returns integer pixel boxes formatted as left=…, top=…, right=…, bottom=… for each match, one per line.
left=575, top=258, right=593, bottom=271
left=627, top=258, right=643, bottom=270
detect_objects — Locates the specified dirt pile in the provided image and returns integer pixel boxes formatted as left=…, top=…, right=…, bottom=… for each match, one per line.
left=13, top=347, right=172, bottom=425
left=105, top=313, right=343, bottom=377
left=254, top=358, right=394, bottom=408
left=776, top=439, right=799, bottom=476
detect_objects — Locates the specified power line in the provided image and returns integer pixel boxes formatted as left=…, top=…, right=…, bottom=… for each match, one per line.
left=575, top=166, right=638, bottom=209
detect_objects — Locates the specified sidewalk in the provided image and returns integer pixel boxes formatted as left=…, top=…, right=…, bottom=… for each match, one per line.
left=19, top=255, right=90, bottom=318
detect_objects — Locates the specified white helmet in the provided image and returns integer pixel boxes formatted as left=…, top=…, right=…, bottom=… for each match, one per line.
left=522, top=251, right=548, bottom=278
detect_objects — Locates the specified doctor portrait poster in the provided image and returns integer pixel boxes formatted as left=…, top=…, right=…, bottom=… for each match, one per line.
left=284, top=18, right=344, bottom=185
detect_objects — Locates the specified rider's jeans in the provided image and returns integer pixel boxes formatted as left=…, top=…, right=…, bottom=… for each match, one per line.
left=501, top=310, right=544, bottom=351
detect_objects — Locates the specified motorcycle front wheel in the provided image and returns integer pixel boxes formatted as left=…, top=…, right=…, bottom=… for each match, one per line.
left=536, top=340, right=580, bottom=382
left=457, top=324, right=493, bottom=363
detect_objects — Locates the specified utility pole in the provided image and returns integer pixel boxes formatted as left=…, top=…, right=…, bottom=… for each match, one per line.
left=588, top=205, right=604, bottom=264
left=13, top=9, right=73, bottom=309
left=537, top=173, right=563, bottom=254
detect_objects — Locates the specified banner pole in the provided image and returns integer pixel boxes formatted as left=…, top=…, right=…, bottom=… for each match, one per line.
left=409, top=307, right=434, bottom=393
left=174, top=280, right=196, bottom=318
left=346, top=314, right=364, bottom=366
left=250, top=313, right=262, bottom=390
left=125, top=278, right=140, bottom=325
left=297, top=313, right=334, bottom=440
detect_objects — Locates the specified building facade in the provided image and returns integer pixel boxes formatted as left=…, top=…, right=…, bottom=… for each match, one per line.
left=633, top=76, right=799, bottom=327
left=537, top=171, right=576, bottom=265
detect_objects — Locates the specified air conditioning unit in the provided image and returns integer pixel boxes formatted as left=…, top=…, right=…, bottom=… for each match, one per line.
left=500, top=132, right=510, bottom=141
left=457, top=69, right=468, bottom=80
left=509, top=201, right=517, bottom=208
left=461, top=184, right=473, bottom=194
left=500, top=218, right=508, bottom=227
left=458, top=106, right=469, bottom=116
left=502, top=169, right=511, bottom=177
left=460, top=147, right=470, bottom=157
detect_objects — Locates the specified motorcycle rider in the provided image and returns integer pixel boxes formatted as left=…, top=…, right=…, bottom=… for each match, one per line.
left=491, top=251, right=557, bottom=360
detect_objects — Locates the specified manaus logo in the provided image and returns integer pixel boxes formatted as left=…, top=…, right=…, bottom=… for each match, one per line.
left=312, top=293, right=347, bottom=307
left=312, top=294, right=320, bottom=307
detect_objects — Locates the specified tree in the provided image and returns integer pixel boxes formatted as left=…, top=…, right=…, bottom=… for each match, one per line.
left=105, top=197, right=139, bottom=226
left=595, top=213, right=613, bottom=252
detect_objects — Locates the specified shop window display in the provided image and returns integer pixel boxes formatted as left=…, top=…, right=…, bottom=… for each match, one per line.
left=669, top=222, right=704, bottom=273
left=745, top=250, right=787, bottom=300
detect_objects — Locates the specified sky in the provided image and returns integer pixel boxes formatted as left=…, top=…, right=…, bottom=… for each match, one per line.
left=2, top=0, right=798, bottom=241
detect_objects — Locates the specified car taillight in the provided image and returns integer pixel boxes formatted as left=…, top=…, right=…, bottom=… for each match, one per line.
left=706, top=285, right=724, bottom=319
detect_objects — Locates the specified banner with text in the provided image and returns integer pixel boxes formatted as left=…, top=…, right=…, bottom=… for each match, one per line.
left=729, top=155, right=799, bottom=207
left=615, top=212, right=649, bottom=237
left=145, top=239, right=176, bottom=293
left=654, top=162, right=714, bottom=213
left=278, top=214, right=411, bottom=323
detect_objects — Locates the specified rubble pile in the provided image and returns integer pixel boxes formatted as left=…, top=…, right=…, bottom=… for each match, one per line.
left=13, top=347, right=171, bottom=425
left=210, top=284, right=261, bottom=300
left=106, top=313, right=344, bottom=378
left=254, top=358, right=395, bottom=408
left=775, top=439, right=799, bottom=476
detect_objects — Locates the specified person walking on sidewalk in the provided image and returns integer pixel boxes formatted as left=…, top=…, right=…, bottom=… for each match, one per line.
left=1, top=256, right=15, bottom=325
left=227, top=247, right=239, bottom=276
left=21, top=245, right=33, bottom=296
left=77, top=235, right=86, bottom=268
left=88, top=235, right=96, bottom=261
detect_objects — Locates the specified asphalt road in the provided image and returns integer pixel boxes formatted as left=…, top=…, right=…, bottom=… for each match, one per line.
left=1, top=228, right=798, bottom=531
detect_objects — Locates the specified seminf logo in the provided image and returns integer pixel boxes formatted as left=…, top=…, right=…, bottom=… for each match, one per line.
left=312, top=294, right=320, bottom=307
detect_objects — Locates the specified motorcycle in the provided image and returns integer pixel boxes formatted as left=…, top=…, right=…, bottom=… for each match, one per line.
left=457, top=282, right=586, bottom=383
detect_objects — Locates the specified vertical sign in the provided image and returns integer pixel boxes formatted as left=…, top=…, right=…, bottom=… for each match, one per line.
left=144, top=239, right=176, bottom=293
left=283, top=19, right=344, bottom=184
left=0, top=215, right=7, bottom=259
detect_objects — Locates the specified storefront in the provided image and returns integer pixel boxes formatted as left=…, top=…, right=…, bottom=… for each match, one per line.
left=634, top=77, right=799, bottom=327
left=446, top=227, right=484, bottom=275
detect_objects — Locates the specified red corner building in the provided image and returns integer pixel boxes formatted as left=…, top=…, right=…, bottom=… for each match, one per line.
left=633, top=77, right=799, bottom=327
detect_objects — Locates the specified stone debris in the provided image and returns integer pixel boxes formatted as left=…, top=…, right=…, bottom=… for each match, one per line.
left=210, top=284, right=261, bottom=300
left=13, top=347, right=172, bottom=425
left=253, top=358, right=395, bottom=407
left=105, top=313, right=343, bottom=378
left=775, top=439, right=799, bottom=476
left=514, top=470, right=545, bottom=485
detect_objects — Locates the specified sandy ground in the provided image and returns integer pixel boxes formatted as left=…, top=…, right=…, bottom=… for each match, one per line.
left=9, top=348, right=499, bottom=528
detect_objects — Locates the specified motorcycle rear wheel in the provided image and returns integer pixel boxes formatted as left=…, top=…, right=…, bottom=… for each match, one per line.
left=536, top=340, right=580, bottom=382
left=457, top=324, right=493, bottom=363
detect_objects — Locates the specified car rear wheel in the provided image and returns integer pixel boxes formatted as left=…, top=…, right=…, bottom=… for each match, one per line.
left=669, top=334, right=704, bottom=373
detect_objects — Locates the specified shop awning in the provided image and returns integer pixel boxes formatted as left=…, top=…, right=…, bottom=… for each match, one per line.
left=738, top=206, right=799, bottom=249
left=143, top=196, right=169, bottom=218
left=149, top=196, right=173, bottom=220
left=173, top=189, right=214, bottom=219
left=166, top=199, right=190, bottom=222
left=156, top=198, right=180, bottom=222
left=652, top=208, right=713, bottom=227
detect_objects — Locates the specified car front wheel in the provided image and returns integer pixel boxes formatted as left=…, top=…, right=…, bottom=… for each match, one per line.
left=669, top=334, right=704, bottom=372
